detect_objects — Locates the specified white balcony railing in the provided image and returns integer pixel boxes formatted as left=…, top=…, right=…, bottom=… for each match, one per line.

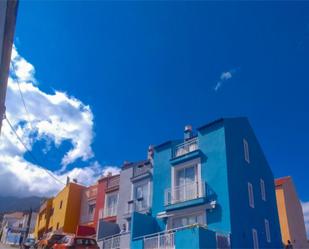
left=164, top=181, right=204, bottom=206
left=144, top=232, right=175, bottom=249
left=102, top=235, right=120, bottom=249
left=103, top=206, right=117, bottom=218
left=101, top=233, right=130, bottom=249
left=173, top=137, right=198, bottom=158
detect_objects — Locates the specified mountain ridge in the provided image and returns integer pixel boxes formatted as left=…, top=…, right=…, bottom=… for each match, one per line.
left=0, top=196, right=45, bottom=214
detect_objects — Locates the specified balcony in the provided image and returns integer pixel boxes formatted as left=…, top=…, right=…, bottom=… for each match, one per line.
left=101, top=233, right=130, bottom=249
left=173, top=137, right=198, bottom=159
left=133, top=163, right=152, bottom=179
left=136, top=225, right=230, bottom=249
left=164, top=181, right=205, bottom=206
left=144, top=232, right=175, bottom=249
left=107, top=176, right=120, bottom=190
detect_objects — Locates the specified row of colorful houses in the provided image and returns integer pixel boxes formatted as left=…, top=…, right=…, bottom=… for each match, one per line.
left=34, top=117, right=308, bottom=249
left=0, top=211, right=37, bottom=245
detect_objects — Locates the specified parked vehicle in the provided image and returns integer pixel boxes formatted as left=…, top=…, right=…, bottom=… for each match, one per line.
left=53, top=235, right=99, bottom=249
left=22, top=238, right=36, bottom=249
left=37, top=233, right=65, bottom=249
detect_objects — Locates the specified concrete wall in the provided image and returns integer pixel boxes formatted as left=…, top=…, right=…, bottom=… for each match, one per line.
left=225, top=118, right=282, bottom=248
left=116, top=166, right=133, bottom=229
left=197, top=122, right=231, bottom=233
left=276, top=177, right=308, bottom=248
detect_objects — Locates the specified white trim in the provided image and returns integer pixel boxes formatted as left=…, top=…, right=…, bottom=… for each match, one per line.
left=243, top=139, right=250, bottom=163
left=171, top=158, right=202, bottom=198
left=248, top=182, right=254, bottom=208
left=260, top=179, right=266, bottom=201
left=264, top=219, right=271, bottom=243
left=252, top=228, right=259, bottom=249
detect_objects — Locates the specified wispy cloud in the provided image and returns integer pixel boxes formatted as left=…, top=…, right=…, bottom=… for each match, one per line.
left=0, top=46, right=120, bottom=197
left=302, top=201, right=309, bottom=238
left=214, top=68, right=238, bottom=92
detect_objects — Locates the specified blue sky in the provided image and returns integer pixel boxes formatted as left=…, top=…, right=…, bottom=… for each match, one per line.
left=8, top=1, right=309, bottom=203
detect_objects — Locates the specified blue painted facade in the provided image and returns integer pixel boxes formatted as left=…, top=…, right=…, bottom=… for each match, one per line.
left=130, top=118, right=282, bottom=249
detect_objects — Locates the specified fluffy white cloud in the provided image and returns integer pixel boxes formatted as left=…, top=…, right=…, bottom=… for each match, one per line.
left=0, top=46, right=119, bottom=197
left=214, top=68, right=238, bottom=91
left=302, top=201, right=309, bottom=238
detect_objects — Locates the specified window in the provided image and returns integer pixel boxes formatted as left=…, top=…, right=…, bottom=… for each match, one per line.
left=134, top=182, right=149, bottom=211
left=88, top=203, right=96, bottom=220
left=243, top=139, right=250, bottom=163
left=175, top=164, right=198, bottom=202
left=260, top=179, right=266, bottom=201
left=59, top=200, right=63, bottom=209
left=248, top=182, right=254, bottom=208
left=56, top=222, right=60, bottom=230
left=171, top=212, right=205, bottom=229
left=104, top=192, right=118, bottom=217
left=252, top=229, right=259, bottom=249
left=264, top=219, right=271, bottom=243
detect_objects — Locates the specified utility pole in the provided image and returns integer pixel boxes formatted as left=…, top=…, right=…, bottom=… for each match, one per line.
left=24, top=208, right=32, bottom=241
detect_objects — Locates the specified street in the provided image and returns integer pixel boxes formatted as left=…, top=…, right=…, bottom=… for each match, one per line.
left=0, top=243, right=19, bottom=249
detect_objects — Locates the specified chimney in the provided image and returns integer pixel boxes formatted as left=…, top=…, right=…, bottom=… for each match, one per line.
left=147, top=145, right=154, bottom=163
left=66, top=176, right=70, bottom=186
left=73, top=178, right=78, bottom=183
left=184, top=125, right=193, bottom=141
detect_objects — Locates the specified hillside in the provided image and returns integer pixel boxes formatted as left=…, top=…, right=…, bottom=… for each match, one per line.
left=0, top=196, right=45, bottom=214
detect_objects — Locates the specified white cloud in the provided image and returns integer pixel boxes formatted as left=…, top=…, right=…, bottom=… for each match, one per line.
left=0, top=46, right=120, bottom=197
left=302, top=201, right=309, bottom=238
left=214, top=68, right=238, bottom=91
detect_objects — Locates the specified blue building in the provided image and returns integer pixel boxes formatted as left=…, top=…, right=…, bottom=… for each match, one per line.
left=130, top=118, right=282, bottom=249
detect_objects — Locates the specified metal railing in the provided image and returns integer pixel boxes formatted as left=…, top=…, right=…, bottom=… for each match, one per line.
left=133, top=163, right=152, bottom=178
left=101, top=233, right=130, bottom=249
left=216, top=233, right=231, bottom=249
left=107, top=176, right=120, bottom=189
left=173, top=137, right=198, bottom=158
left=164, top=181, right=205, bottom=206
left=144, top=232, right=175, bottom=249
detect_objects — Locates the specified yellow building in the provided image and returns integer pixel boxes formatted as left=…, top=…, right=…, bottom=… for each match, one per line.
left=34, top=182, right=86, bottom=238
left=275, top=176, right=308, bottom=248
left=34, top=198, right=54, bottom=239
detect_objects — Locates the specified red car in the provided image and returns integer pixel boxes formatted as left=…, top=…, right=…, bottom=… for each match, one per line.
left=53, top=235, right=99, bottom=249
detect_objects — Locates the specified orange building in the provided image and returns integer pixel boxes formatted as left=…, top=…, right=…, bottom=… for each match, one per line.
left=34, top=198, right=54, bottom=239
left=275, top=176, right=308, bottom=248
left=34, top=182, right=86, bottom=238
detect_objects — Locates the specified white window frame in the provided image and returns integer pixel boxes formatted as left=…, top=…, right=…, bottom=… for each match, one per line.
left=243, top=139, right=250, bottom=163
left=104, top=191, right=119, bottom=217
left=132, top=180, right=151, bottom=212
left=260, top=179, right=266, bottom=201
left=171, top=158, right=202, bottom=198
left=248, top=182, right=254, bottom=208
left=264, top=219, right=271, bottom=243
left=252, top=228, right=259, bottom=249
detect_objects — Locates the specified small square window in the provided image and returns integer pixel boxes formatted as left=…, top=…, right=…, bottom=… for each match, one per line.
left=59, top=200, right=63, bottom=209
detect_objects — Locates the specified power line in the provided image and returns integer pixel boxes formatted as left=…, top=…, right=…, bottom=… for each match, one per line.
left=11, top=63, right=33, bottom=130
left=5, top=115, right=65, bottom=186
